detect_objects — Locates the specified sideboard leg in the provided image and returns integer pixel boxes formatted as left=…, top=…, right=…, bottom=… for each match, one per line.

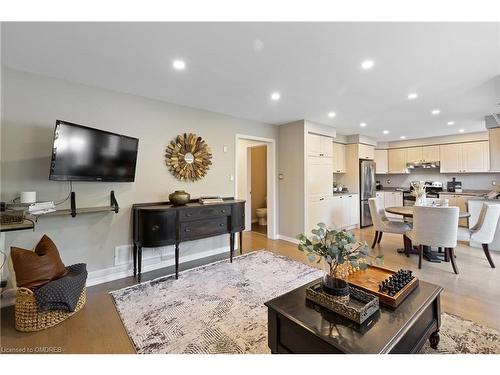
left=175, top=243, right=179, bottom=279
left=239, top=231, right=243, bottom=255
left=133, top=244, right=137, bottom=277
left=429, top=330, right=440, bottom=350
left=230, top=233, right=235, bottom=263
left=137, top=246, right=143, bottom=283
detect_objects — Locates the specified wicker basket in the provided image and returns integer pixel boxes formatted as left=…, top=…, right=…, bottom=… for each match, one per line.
left=15, top=287, right=86, bottom=332
left=0, top=209, right=25, bottom=225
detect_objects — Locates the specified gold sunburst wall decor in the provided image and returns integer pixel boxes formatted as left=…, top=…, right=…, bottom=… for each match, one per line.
left=165, top=133, right=213, bottom=182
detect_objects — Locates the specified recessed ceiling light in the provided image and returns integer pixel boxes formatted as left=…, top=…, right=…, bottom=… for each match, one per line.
left=270, top=92, right=281, bottom=101
left=458, top=129, right=465, bottom=133
left=447, top=121, right=455, bottom=126
left=172, top=59, right=186, bottom=70
left=360, top=122, right=367, bottom=128
left=383, top=130, right=389, bottom=134
left=431, top=109, right=441, bottom=115
left=328, top=112, right=336, bottom=118
left=361, top=59, right=375, bottom=70
left=400, top=136, right=406, bottom=139
left=407, top=93, right=418, bottom=100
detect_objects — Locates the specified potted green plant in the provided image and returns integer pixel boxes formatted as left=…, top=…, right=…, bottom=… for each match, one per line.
left=297, top=223, right=383, bottom=303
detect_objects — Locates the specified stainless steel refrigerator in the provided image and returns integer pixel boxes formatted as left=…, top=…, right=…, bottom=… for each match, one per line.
left=360, top=160, right=376, bottom=227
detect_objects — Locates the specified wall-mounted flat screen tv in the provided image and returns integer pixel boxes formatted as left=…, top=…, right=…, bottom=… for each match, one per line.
left=49, top=120, right=139, bottom=182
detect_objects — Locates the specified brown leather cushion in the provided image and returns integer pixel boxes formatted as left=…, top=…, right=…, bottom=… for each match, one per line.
left=11, top=235, right=69, bottom=289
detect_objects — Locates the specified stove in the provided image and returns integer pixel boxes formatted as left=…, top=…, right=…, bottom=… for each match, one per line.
left=404, top=181, right=443, bottom=206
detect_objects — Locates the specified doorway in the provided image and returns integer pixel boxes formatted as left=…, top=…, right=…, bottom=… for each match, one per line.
left=235, top=134, right=277, bottom=239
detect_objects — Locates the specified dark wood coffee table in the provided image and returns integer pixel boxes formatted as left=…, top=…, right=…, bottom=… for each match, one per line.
left=265, top=279, right=443, bottom=354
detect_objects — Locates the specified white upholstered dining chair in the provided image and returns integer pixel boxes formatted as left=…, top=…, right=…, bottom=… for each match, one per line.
left=457, top=203, right=500, bottom=268
left=405, top=206, right=460, bottom=274
left=368, top=197, right=412, bottom=250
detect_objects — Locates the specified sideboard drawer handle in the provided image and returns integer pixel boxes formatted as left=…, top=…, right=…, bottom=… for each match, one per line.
left=219, top=223, right=224, bottom=227
left=221, top=209, right=226, bottom=213
left=151, top=224, right=159, bottom=232
left=186, top=213, right=192, bottom=217
left=185, top=228, right=191, bottom=232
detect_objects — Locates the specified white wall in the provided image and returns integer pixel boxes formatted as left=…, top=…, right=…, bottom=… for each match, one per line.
left=0, top=68, right=278, bottom=281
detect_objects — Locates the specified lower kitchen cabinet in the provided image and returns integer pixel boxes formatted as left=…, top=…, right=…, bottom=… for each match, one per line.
left=307, top=194, right=359, bottom=233
left=332, top=194, right=359, bottom=229
left=438, top=193, right=470, bottom=227
left=383, top=191, right=403, bottom=219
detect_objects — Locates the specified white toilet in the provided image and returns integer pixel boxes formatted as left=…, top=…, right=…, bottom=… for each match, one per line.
left=255, top=208, right=267, bottom=226
left=255, top=196, right=268, bottom=226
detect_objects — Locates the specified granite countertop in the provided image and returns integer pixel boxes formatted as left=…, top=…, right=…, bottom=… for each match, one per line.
left=440, top=190, right=491, bottom=197
left=377, top=187, right=408, bottom=192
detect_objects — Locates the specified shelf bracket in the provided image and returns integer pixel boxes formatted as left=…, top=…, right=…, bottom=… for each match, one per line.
left=70, top=191, right=77, bottom=218
left=111, top=190, right=119, bottom=213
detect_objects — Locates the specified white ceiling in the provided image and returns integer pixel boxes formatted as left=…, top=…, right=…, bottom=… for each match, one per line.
left=2, top=22, right=499, bottom=140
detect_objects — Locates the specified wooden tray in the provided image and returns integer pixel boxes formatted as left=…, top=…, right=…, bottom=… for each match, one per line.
left=346, top=265, right=419, bottom=308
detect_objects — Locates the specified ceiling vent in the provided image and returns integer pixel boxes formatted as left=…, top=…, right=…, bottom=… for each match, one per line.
left=485, top=113, right=500, bottom=129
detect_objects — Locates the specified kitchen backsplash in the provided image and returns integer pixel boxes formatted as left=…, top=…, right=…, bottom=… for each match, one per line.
left=376, top=170, right=500, bottom=190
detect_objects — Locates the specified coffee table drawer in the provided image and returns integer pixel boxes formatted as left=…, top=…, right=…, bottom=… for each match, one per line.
left=180, top=205, right=230, bottom=221
left=180, top=217, right=229, bottom=240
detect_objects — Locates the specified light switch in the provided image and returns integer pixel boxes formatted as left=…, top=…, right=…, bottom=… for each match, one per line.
left=230, top=175, right=234, bottom=181
left=223, top=145, right=228, bottom=153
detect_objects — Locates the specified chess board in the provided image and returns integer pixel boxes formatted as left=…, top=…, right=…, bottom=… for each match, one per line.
left=346, top=265, right=419, bottom=308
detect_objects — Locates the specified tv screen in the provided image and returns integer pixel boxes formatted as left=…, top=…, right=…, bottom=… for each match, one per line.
left=49, top=120, right=139, bottom=182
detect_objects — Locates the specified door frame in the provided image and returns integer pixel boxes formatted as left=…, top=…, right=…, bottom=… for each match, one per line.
left=235, top=134, right=277, bottom=240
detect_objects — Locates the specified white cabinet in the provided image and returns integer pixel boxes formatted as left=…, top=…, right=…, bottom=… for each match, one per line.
left=406, top=147, right=422, bottom=164
left=439, top=143, right=461, bottom=173
left=374, top=149, right=388, bottom=174
left=462, top=142, right=489, bottom=172
left=332, top=142, right=346, bottom=173
left=358, top=144, right=375, bottom=160
left=375, top=191, right=385, bottom=206
left=307, top=156, right=333, bottom=196
left=331, top=194, right=359, bottom=229
left=422, top=145, right=440, bottom=162
left=407, top=145, right=440, bottom=163
left=388, top=149, right=408, bottom=174
left=440, top=141, right=489, bottom=173
left=383, top=191, right=403, bottom=219
left=307, top=133, right=333, bottom=157
left=307, top=195, right=334, bottom=233
left=489, top=128, right=500, bottom=171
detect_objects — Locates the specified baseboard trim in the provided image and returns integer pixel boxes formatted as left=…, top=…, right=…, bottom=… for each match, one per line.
left=0, top=246, right=230, bottom=308
left=277, top=234, right=299, bottom=244
left=87, top=246, right=230, bottom=287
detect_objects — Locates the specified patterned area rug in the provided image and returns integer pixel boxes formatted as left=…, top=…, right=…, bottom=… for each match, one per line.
left=110, top=251, right=500, bottom=354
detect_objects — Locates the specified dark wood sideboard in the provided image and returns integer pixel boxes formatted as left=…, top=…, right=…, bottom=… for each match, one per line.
left=132, top=198, right=245, bottom=282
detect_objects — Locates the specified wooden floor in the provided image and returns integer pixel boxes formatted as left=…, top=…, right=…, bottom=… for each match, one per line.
left=1, top=227, right=499, bottom=354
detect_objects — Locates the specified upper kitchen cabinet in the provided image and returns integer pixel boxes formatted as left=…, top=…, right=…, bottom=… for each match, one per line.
left=307, top=156, right=334, bottom=196
left=388, top=148, right=408, bottom=173
left=422, top=145, right=440, bottom=162
left=406, top=145, right=440, bottom=163
left=440, top=141, right=489, bottom=173
left=358, top=143, right=375, bottom=160
left=307, top=133, right=333, bottom=157
left=462, top=141, right=489, bottom=172
left=489, top=128, right=500, bottom=171
left=332, top=142, right=346, bottom=173
left=374, top=149, right=388, bottom=174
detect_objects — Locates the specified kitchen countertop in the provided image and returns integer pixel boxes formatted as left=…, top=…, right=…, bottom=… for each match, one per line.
left=439, top=189, right=491, bottom=197
left=376, top=187, right=407, bottom=192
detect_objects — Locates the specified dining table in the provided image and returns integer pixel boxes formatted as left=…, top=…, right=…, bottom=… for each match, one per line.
left=385, top=205, right=471, bottom=263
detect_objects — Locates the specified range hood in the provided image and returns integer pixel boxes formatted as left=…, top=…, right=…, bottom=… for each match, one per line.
left=406, top=161, right=440, bottom=169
